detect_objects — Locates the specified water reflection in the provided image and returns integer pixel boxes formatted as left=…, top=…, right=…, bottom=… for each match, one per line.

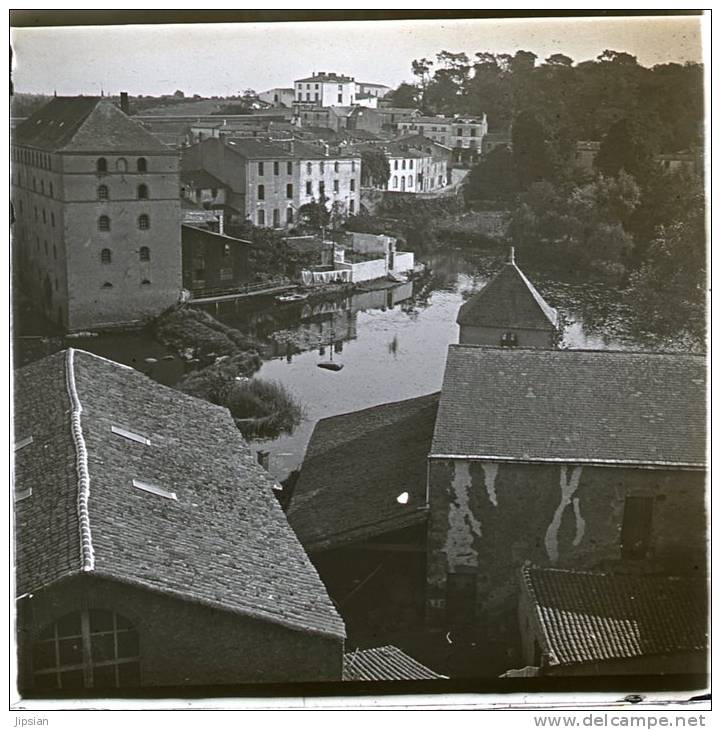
left=13, top=247, right=693, bottom=484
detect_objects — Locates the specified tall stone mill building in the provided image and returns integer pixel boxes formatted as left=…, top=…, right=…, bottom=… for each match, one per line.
left=11, top=96, right=182, bottom=332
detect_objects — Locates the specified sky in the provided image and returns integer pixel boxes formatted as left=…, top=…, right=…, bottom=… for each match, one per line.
left=11, top=14, right=705, bottom=98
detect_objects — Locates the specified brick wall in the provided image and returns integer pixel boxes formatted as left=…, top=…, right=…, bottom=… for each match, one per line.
left=16, top=573, right=344, bottom=693
left=425, top=459, right=707, bottom=640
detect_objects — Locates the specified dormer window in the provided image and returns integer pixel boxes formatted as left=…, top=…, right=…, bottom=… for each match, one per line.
left=500, top=332, right=518, bottom=348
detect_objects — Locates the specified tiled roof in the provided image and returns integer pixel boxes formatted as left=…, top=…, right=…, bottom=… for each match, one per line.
left=288, top=393, right=439, bottom=551
left=181, top=169, right=226, bottom=189
left=522, top=567, right=708, bottom=667
left=431, top=346, right=706, bottom=467
left=224, top=137, right=292, bottom=159
left=457, top=259, right=558, bottom=330
left=296, top=73, right=354, bottom=83
left=14, top=97, right=170, bottom=153
left=13, top=350, right=345, bottom=639
left=343, top=646, right=446, bottom=681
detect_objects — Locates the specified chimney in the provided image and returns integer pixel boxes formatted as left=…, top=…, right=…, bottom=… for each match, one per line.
left=120, top=91, right=129, bottom=115
left=257, top=450, right=270, bottom=471
left=507, top=246, right=515, bottom=265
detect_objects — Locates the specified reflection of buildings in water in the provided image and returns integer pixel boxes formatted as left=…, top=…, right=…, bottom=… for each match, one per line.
left=262, top=282, right=416, bottom=359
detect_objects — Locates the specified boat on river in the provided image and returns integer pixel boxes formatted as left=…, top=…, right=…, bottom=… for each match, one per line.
left=276, top=292, right=309, bottom=303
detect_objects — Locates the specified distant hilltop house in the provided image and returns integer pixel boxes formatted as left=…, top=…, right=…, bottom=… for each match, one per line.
left=13, top=349, right=346, bottom=692
left=11, top=96, right=183, bottom=332
left=456, top=247, right=558, bottom=348
left=294, top=72, right=358, bottom=107
left=180, top=136, right=361, bottom=228
left=396, top=114, right=488, bottom=165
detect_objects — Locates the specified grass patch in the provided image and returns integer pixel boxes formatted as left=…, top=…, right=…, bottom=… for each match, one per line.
left=154, top=306, right=259, bottom=360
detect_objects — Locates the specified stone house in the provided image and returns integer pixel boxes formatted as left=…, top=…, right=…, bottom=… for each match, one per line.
left=396, top=115, right=488, bottom=165
left=181, top=136, right=361, bottom=227
left=426, top=345, right=706, bottom=658
left=180, top=224, right=253, bottom=296
left=456, top=248, right=558, bottom=348
left=11, top=97, right=183, bottom=332
left=14, top=349, right=346, bottom=693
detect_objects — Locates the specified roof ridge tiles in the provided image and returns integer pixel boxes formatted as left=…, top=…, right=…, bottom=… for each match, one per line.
left=65, top=348, right=95, bottom=573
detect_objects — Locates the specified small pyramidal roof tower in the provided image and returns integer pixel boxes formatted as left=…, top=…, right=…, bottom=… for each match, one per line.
left=456, top=246, right=559, bottom=349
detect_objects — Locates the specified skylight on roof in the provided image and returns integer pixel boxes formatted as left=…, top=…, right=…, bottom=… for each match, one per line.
left=14, top=436, right=33, bottom=451
left=112, top=425, right=151, bottom=446
left=132, top=479, right=177, bottom=501
left=15, top=487, right=32, bottom=502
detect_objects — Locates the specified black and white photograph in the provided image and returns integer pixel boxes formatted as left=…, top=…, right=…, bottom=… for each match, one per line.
left=9, top=9, right=709, bottom=712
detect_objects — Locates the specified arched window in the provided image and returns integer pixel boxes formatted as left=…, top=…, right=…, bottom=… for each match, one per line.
left=98, top=215, right=110, bottom=231
left=96, top=158, right=107, bottom=173
left=137, top=184, right=149, bottom=200
left=138, top=214, right=150, bottom=230
left=392, top=175, right=398, bottom=189
left=116, top=158, right=128, bottom=173
left=306, top=162, right=312, bottom=175
left=49, top=182, right=54, bottom=198
left=139, top=246, right=150, bottom=262
left=334, top=161, right=339, bottom=173
left=98, top=185, right=109, bottom=201
left=32, top=609, right=140, bottom=690
left=136, top=158, right=147, bottom=173
left=101, top=248, right=112, bottom=264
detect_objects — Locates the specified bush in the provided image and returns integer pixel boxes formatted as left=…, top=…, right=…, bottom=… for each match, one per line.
left=154, top=307, right=259, bottom=360
left=225, top=378, right=303, bottom=440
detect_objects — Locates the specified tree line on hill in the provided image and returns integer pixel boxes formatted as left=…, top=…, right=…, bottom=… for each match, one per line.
left=383, top=49, right=706, bottom=346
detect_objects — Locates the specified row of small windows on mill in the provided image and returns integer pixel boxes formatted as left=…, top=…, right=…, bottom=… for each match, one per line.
left=100, top=247, right=151, bottom=264
left=96, top=157, right=147, bottom=173
left=97, top=184, right=149, bottom=200
left=98, top=215, right=150, bottom=231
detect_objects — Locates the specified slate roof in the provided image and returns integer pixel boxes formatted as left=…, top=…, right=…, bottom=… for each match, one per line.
left=522, top=567, right=708, bottom=667
left=287, top=393, right=439, bottom=551
left=431, top=346, right=706, bottom=467
left=13, top=97, right=170, bottom=154
left=456, top=258, right=558, bottom=330
left=224, top=137, right=292, bottom=159
left=13, top=349, right=345, bottom=639
left=181, top=169, right=226, bottom=189
left=296, top=73, right=354, bottom=83
left=343, top=646, right=446, bottom=681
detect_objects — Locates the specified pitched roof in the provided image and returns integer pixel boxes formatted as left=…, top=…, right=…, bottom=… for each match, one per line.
left=13, top=349, right=345, bottom=639
left=296, top=73, right=354, bottom=83
left=522, top=567, right=708, bottom=667
left=457, top=257, right=558, bottom=330
left=224, top=137, right=293, bottom=159
left=343, top=646, right=446, bottom=681
left=431, top=346, right=706, bottom=467
left=13, top=97, right=170, bottom=153
left=287, top=393, right=439, bottom=551
left=181, top=169, right=226, bottom=189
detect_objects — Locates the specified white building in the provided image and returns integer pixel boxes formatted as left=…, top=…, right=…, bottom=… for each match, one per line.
left=396, top=114, right=488, bottom=164
left=294, top=72, right=356, bottom=107
left=357, top=82, right=392, bottom=99
left=258, top=88, right=296, bottom=108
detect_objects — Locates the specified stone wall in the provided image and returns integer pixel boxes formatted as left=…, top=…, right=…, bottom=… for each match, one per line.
left=16, top=573, right=344, bottom=692
left=426, top=459, right=707, bottom=644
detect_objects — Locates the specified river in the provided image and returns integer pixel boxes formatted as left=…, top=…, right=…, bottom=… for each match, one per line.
left=13, top=248, right=690, bottom=483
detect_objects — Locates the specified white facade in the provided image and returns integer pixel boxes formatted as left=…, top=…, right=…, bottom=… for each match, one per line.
left=357, top=82, right=392, bottom=99
left=294, top=73, right=357, bottom=107
left=296, top=155, right=361, bottom=217
left=258, top=88, right=295, bottom=107
left=397, top=115, right=488, bottom=151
